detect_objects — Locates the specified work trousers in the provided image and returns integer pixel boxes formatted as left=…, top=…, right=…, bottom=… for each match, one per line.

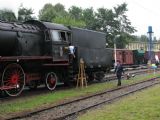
left=116, top=74, right=122, bottom=86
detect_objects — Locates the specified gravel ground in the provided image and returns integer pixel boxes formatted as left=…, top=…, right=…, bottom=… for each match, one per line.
left=15, top=78, right=160, bottom=120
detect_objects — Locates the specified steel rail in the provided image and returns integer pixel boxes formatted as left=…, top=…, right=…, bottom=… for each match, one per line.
left=0, top=68, right=151, bottom=100
left=55, top=78, right=160, bottom=120
left=7, top=76, right=160, bottom=120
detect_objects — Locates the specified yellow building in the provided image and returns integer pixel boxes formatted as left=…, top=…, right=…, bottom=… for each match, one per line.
left=126, top=41, right=160, bottom=51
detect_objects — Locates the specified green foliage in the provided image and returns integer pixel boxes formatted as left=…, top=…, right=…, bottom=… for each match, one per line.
left=115, top=33, right=132, bottom=48
left=38, top=2, right=136, bottom=48
left=153, top=37, right=157, bottom=42
left=39, top=4, right=85, bottom=28
left=0, top=9, right=16, bottom=22
left=54, top=3, right=65, bottom=12
left=39, top=3, right=67, bottom=22
left=140, top=35, right=148, bottom=42
left=0, top=5, right=35, bottom=22
left=54, top=3, right=68, bottom=18
left=18, top=5, right=35, bottom=22
left=112, top=3, right=136, bottom=48
left=95, top=8, right=117, bottom=47
left=114, top=3, right=136, bottom=34
left=82, top=8, right=96, bottom=29
left=69, top=6, right=83, bottom=20
left=53, top=15, right=86, bottom=28
left=39, top=3, right=57, bottom=22
left=133, top=35, right=149, bottom=42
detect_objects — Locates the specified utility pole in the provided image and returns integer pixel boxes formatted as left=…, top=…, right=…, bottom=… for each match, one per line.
left=147, top=26, right=153, bottom=63
left=114, top=35, right=120, bottom=67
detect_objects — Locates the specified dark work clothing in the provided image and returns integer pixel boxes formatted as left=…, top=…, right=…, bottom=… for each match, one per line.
left=115, top=64, right=124, bottom=86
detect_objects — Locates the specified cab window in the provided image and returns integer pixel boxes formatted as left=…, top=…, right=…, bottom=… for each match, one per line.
left=51, top=30, right=67, bottom=42
left=60, top=32, right=66, bottom=41
left=67, top=32, right=71, bottom=42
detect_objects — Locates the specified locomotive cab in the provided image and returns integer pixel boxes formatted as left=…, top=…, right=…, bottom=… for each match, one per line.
left=25, top=20, right=71, bottom=61
left=50, top=29, right=71, bottom=60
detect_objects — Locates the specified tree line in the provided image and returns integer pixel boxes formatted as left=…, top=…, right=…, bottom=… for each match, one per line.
left=0, top=3, right=152, bottom=48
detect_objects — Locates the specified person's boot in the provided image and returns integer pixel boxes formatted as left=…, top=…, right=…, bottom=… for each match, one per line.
left=117, top=80, right=121, bottom=86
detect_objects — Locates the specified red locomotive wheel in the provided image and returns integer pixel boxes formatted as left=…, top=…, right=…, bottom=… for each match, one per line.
left=45, top=72, right=57, bottom=91
left=2, top=63, right=25, bottom=97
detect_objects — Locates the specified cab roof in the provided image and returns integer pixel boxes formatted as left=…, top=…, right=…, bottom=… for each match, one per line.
left=24, top=20, right=70, bottom=31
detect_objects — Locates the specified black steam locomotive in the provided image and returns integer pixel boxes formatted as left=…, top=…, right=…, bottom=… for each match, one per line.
left=0, top=20, right=112, bottom=96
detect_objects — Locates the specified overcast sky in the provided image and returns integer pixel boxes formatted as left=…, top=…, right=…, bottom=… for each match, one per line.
left=0, top=0, right=160, bottom=38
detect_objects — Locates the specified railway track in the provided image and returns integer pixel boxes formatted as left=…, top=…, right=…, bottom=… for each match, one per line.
left=0, top=68, right=153, bottom=101
left=7, top=76, right=160, bottom=120
left=0, top=68, right=158, bottom=102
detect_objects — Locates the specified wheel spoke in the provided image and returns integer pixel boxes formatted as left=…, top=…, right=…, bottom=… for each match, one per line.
left=45, top=72, right=57, bottom=91
left=2, top=63, right=25, bottom=97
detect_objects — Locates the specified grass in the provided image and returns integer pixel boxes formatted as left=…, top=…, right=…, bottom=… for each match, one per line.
left=78, top=83, right=160, bottom=120
left=0, top=70, right=160, bottom=117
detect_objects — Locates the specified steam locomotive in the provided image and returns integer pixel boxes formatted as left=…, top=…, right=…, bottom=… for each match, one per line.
left=0, top=20, right=112, bottom=96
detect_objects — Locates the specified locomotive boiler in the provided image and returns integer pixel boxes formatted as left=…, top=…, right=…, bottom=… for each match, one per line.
left=0, top=20, right=112, bottom=96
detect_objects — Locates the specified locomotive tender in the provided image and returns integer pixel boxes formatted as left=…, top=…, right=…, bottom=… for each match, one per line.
left=0, top=20, right=112, bottom=96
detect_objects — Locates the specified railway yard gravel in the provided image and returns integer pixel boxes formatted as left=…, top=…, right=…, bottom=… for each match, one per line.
left=14, top=78, right=160, bottom=120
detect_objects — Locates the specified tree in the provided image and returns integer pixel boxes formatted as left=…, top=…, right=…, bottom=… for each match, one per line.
left=114, top=3, right=136, bottom=34
left=18, top=5, right=35, bottom=22
left=38, top=3, right=136, bottom=48
left=82, top=8, right=96, bottom=29
left=39, top=3, right=67, bottom=22
left=115, top=32, right=135, bottom=48
left=153, top=37, right=157, bottom=42
left=95, top=8, right=118, bottom=47
left=0, top=9, right=16, bottom=22
left=54, top=3, right=65, bottom=13
left=53, top=15, right=85, bottom=28
left=68, top=6, right=83, bottom=20
left=39, top=3, right=56, bottom=21
left=98, top=8, right=116, bottom=31
left=94, top=3, right=136, bottom=48
left=140, top=35, right=148, bottom=42
left=39, top=3, right=86, bottom=27
left=113, top=3, right=136, bottom=48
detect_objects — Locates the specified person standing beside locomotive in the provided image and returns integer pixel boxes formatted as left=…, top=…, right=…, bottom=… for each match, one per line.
left=68, top=43, right=75, bottom=58
left=114, top=60, right=124, bottom=86
left=68, top=43, right=76, bottom=63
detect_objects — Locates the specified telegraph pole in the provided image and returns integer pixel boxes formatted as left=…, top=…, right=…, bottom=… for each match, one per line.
left=114, top=35, right=120, bottom=67
left=147, top=26, right=153, bottom=63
